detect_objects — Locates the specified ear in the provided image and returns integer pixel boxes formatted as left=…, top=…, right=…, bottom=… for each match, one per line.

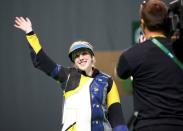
left=140, top=18, right=147, bottom=36
left=92, top=57, right=96, bottom=66
left=140, top=19, right=145, bottom=29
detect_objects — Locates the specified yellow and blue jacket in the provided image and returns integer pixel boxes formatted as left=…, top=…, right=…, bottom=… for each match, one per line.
left=26, top=32, right=128, bottom=131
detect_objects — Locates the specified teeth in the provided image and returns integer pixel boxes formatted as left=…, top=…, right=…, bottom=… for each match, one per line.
left=80, top=61, right=87, bottom=66
left=80, top=61, right=86, bottom=64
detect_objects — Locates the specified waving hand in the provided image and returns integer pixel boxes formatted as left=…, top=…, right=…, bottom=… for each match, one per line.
left=14, top=17, right=33, bottom=33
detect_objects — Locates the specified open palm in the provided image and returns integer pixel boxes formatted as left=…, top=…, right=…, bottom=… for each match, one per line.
left=14, top=17, right=33, bottom=33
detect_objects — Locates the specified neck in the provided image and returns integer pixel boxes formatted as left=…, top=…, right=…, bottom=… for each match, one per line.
left=85, top=67, right=94, bottom=77
left=144, top=29, right=166, bottom=39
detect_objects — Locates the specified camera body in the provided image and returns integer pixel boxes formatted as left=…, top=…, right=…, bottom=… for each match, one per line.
left=168, top=0, right=183, bottom=39
left=169, top=0, right=183, bottom=62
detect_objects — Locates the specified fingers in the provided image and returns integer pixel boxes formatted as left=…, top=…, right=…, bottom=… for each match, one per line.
left=14, top=17, right=21, bottom=26
left=15, top=16, right=26, bottom=25
left=19, top=17, right=26, bottom=22
left=26, top=17, right=31, bottom=24
left=14, top=17, right=23, bottom=28
left=14, top=23, right=20, bottom=29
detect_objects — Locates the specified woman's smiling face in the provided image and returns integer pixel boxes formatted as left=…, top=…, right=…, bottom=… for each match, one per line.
left=73, top=49, right=94, bottom=72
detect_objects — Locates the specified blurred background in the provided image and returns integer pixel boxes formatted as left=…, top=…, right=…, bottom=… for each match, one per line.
left=0, top=0, right=172, bottom=131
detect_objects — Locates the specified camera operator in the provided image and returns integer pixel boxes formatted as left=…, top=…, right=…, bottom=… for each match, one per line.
left=116, top=0, right=183, bottom=131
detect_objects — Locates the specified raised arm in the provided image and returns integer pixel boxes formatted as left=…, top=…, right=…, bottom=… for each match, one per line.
left=14, top=17, right=41, bottom=54
left=14, top=17, right=69, bottom=83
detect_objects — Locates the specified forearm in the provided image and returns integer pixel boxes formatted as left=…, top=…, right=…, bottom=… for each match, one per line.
left=108, top=103, right=128, bottom=131
left=107, top=81, right=128, bottom=131
left=26, top=32, right=57, bottom=76
left=26, top=31, right=42, bottom=54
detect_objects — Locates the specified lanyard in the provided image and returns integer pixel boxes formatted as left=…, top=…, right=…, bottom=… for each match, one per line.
left=151, top=38, right=183, bottom=71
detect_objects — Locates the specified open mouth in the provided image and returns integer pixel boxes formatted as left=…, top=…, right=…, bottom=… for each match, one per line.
left=79, top=61, right=87, bottom=66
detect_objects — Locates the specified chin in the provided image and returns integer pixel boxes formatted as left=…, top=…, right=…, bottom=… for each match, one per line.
left=79, top=67, right=87, bottom=71
left=77, top=63, right=91, bottom=71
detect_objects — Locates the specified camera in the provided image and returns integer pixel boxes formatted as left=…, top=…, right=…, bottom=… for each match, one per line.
left=168, top=0, right=183, bottom=62
left=168, top=0, right=183, bottom=39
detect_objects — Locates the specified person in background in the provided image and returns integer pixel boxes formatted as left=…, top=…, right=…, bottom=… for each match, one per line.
left=116, top=0, right=183, bottom=131
left=14, top=16, right=128, bottom=131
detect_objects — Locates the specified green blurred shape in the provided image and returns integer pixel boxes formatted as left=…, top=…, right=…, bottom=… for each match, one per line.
left=121, top=77, right=133, bottom=95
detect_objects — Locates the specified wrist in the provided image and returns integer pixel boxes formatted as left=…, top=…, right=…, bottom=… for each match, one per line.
left=25, top=27, right=33, bottom=34
left=25, top=30, right=33, bottom=34
left=26, top=31, right=34, bottom=35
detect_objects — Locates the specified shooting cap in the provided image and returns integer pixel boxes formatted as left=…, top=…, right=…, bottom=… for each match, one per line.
left=68, top=41, right=94, bottom=62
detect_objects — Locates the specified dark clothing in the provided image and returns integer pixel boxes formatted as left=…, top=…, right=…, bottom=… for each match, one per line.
left=116, top=37, right=183, bottom=130
left=134, top=124, right=183, bottom=131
